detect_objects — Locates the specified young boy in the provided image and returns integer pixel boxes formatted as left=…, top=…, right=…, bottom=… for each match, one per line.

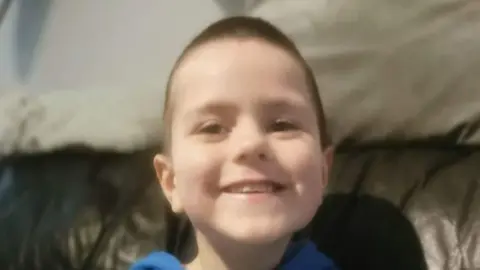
left=130, top=16, right=337, bottom=270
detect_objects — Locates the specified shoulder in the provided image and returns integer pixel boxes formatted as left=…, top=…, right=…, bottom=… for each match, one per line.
left=129, top=251, right=184, bottom=270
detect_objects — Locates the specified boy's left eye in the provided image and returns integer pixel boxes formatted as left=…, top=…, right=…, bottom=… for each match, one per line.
left=269, top=119, right=298, bottom=132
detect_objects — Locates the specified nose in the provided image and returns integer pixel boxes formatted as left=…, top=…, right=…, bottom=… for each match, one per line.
left=231, top=124, right=270, bottom=163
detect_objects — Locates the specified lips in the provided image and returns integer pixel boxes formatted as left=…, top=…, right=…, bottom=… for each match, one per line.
left=223, top=181, right=285, bottom=194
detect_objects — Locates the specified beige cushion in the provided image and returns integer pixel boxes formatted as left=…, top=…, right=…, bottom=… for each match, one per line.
left=2, top=0, right=479, bottom=155
left=242, top=0, right=480, bottom=145
left=0, top=86, right=164, bottom=156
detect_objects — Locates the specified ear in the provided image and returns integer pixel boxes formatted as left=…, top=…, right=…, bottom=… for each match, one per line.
left=153, top=154, right=183, bottom=213
left=321, top=146, right=335, bottom=188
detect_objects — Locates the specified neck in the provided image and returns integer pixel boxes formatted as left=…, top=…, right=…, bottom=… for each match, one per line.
left=186, top=230, right=291, bottom=270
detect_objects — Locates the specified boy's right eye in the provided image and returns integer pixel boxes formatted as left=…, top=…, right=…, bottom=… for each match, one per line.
left=197, top=122, right=226, bottom=134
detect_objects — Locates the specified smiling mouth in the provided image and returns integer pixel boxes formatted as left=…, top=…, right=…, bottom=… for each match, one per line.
left=223, top=181, right=286, bottom=194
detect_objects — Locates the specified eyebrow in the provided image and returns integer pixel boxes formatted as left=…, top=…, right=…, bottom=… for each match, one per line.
left=260, top=98, right=307, bottom=112
left=183, top=101, right=238, bottom=120
left=181, top=95, right=309, bottom=122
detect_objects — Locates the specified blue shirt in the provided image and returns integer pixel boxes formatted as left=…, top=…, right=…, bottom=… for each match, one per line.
left=129, top=241, right=338, bottom=270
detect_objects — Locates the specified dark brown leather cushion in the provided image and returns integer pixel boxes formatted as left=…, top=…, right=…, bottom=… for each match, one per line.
left=324, top=147, right=480, bottom=269
left=2, top=147, right=479, bottom=269
left=312, top=194, right=428, bottom=270
left=0, top=148, right=166, bottom=270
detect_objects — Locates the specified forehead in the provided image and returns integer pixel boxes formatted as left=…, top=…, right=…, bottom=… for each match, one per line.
left=170, top=38, right=310, bottom=115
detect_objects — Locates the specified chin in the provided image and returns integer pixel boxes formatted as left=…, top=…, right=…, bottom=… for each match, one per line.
left=219, top=222, right=297, bottom=245
left=238, top=234, right=290, bottom=245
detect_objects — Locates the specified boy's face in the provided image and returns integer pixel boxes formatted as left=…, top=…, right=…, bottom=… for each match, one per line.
left=155, top=38, right=332, bottom=245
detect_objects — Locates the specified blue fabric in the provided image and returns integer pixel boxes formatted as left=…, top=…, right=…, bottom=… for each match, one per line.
left=129, top=240, right=338, bottom=270
left=129, top=252, right=184, bottom=270
left=280, top=241, right=338, bottom=270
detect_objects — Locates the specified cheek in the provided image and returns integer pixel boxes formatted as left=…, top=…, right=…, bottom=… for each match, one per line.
left=276, top=139, right=323, bottom=176
left=278, top=141, right=326, bottom=194
left=293, top=151, right=327, bottom=221
left=171, top=146, right=223, bottom=205
left=171, top=155, right=223, bottom=224
left=275, top=142, right=326, bottom=227
left=298, top=157, right=326, bottom=196
left=172, top=142, right=222, bottom=179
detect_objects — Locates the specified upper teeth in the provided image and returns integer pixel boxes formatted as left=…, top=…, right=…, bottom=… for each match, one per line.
left=226, top=183, right=277, bottom=193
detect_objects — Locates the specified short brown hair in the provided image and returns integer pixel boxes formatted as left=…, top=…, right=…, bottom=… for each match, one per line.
left=162, top=16, right=331, bottom=151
